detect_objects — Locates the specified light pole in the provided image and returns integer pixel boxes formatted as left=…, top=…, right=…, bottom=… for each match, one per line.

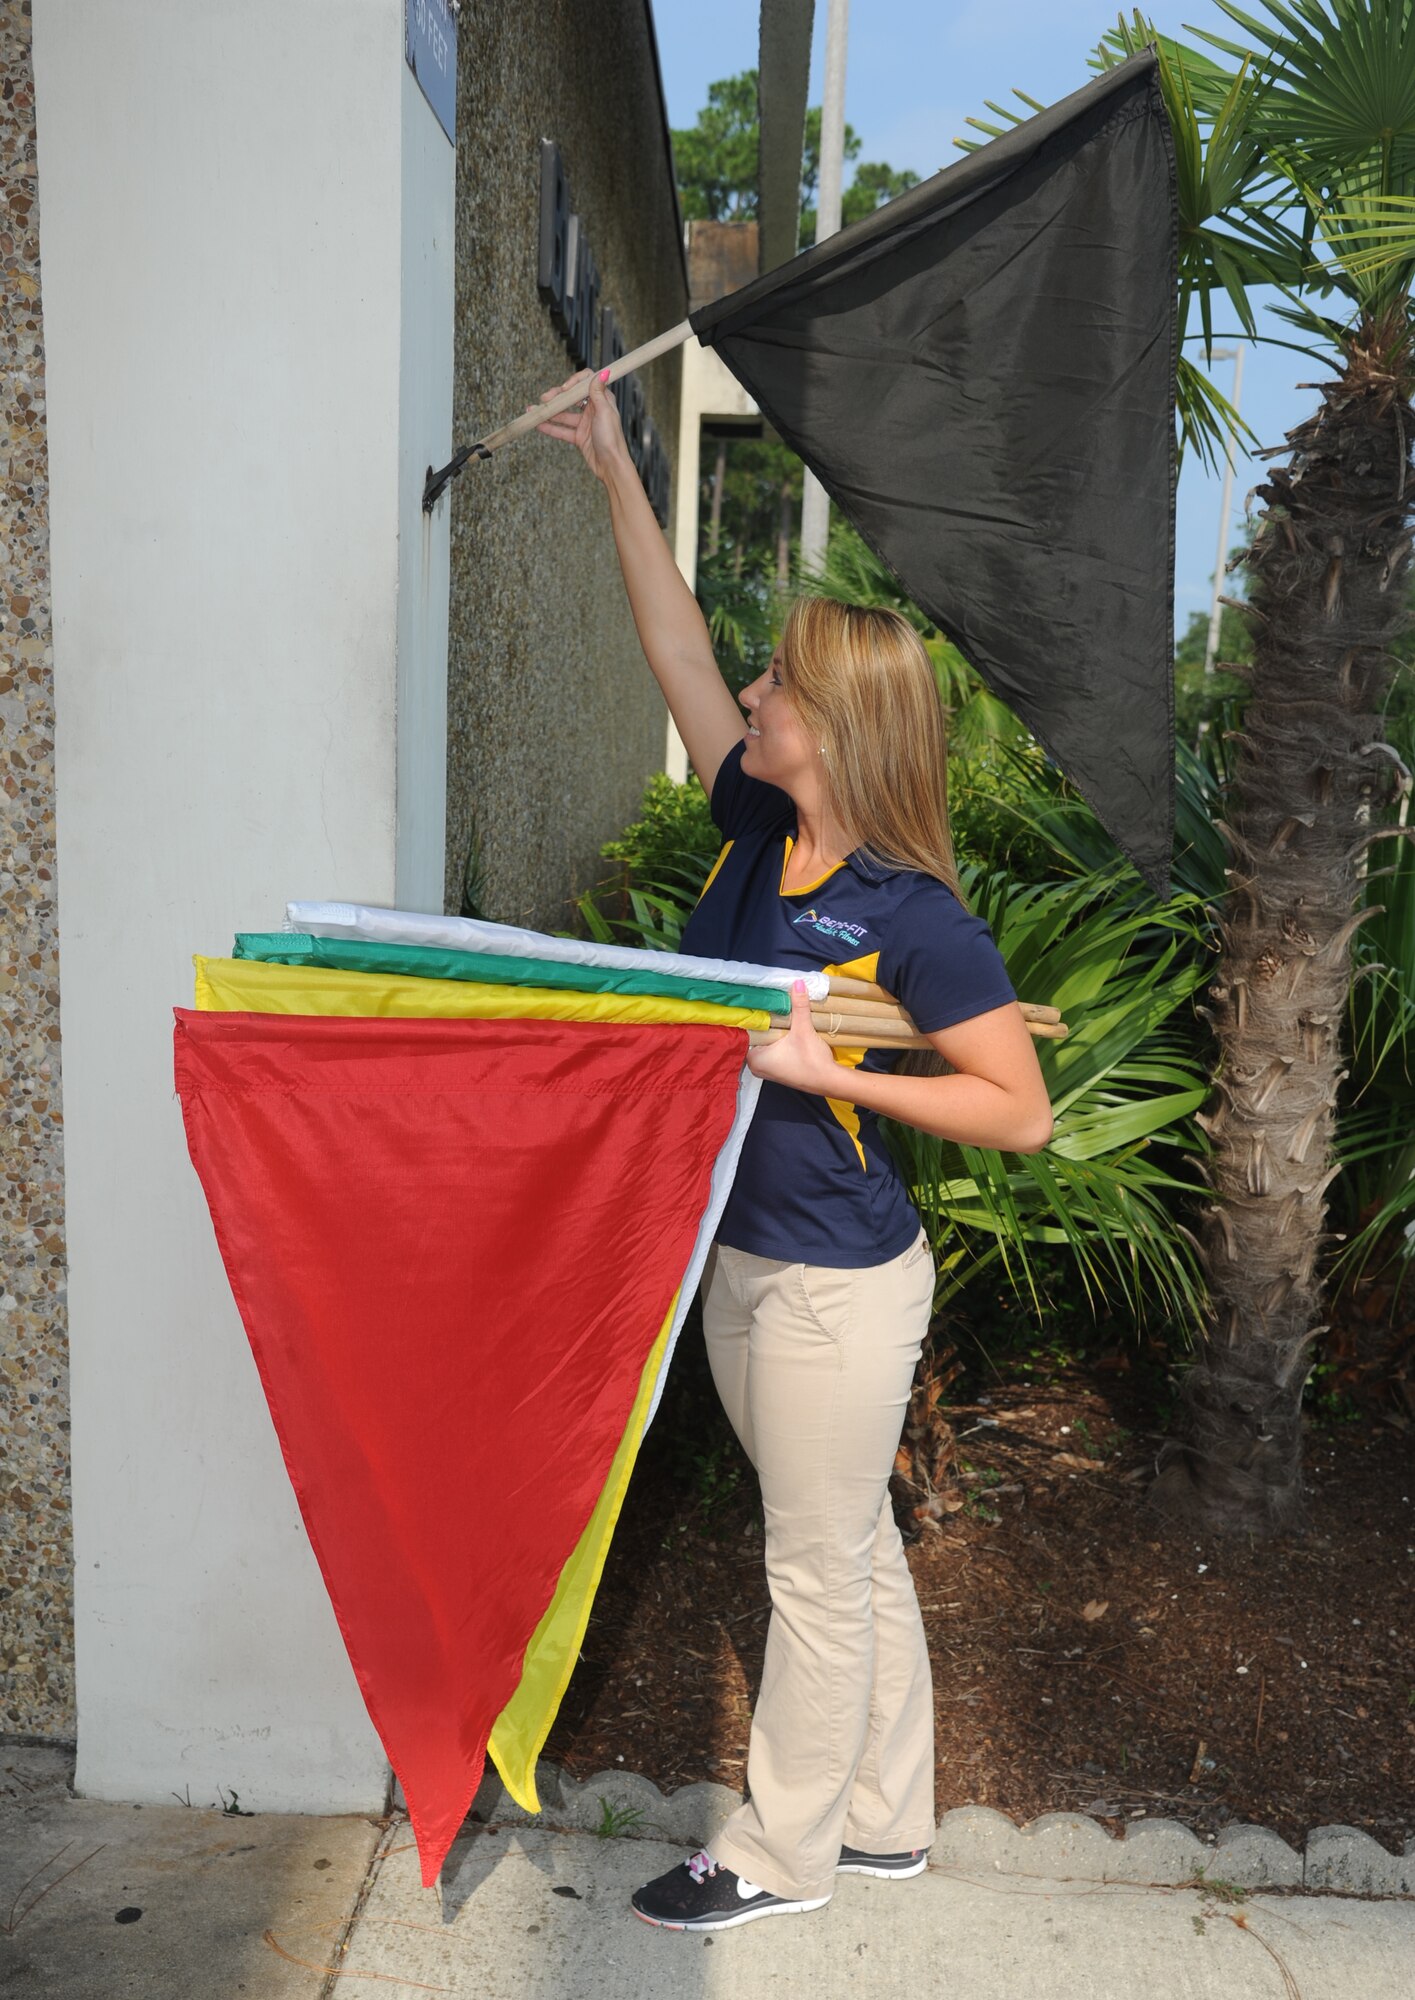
left=1203, top=343, right=1246, bottom=675
left=799, top=0, right=849, bottom=575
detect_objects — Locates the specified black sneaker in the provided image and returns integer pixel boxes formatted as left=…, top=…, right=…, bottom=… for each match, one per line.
left=630, top=1846, right=832, bottom=1931
left=837, top=1843, right=929, bottom=1878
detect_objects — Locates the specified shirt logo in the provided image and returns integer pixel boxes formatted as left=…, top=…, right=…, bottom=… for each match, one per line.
left=791, top=907, right=870, bottom=947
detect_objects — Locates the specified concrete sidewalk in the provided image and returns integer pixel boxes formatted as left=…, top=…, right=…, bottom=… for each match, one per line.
left=349, top=1824, right=1415, bottom=2000
left=0, top=1745, right=381, bottom=1998
left=2, top=1746, right=1412, bottom=1999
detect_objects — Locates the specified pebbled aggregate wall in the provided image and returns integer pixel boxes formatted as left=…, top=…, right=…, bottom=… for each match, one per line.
left=0, top=0, right=73, bottom=1741
left=444, top=1, right=688, bottom=930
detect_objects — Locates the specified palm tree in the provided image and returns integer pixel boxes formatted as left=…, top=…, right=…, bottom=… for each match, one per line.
left=968, top=5, right=1415, bottom=1536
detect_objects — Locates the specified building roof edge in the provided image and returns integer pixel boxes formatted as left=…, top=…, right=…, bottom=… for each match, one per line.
left=642, top=0, right=691, bottom=301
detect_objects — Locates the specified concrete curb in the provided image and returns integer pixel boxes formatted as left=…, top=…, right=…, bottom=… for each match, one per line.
left=463, top=1762, right=1415, bottom=1898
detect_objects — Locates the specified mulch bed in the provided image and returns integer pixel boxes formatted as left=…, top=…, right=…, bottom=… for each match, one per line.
left=541, top=1299, right=1415, bottom=1858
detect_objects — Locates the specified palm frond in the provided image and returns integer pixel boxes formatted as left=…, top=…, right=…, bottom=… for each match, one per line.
left=1302, top=187, right=1415, bottom=302
left=885, top=868, right=1214, bottom=1330
left=1327, top=710, right=1415, bottom=1292
left=1176, top=352, right=1261, bottom=477
left=962, top=716, right=1232, bottom=909
left=1265, top=288, right=1365, bottom=348
left=1094, top=14, right=1283, bottom=116
left=1198, top=0, right=1415, bottom=189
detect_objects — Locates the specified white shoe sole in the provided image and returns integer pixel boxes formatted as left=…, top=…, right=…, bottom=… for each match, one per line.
left=632, top=1894, right=832, bottom=1932
left=836, top=1855, right=929, bottom=1878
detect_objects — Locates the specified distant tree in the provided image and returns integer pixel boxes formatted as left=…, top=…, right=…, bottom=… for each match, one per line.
left=671, top=73, right=761, bottom=222
left=702, top=429, right=802, bottom=573
left=694, top=543, right=781, bottom=698
left=1170, top=534, right=1255, bottom=746
left=1173, top=601, right=1253, bottom=672
left=671, top=70, right=920, bottom=252
left=674, top=72, right=920, bottom=577
left=798, top=132, right=920, bottom=247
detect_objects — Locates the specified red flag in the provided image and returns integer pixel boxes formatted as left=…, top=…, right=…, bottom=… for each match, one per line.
left=173, top=1008, right=747, bottom=1885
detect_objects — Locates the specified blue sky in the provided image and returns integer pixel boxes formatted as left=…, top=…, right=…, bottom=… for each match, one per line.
left=653, top=0, right=1330, bottom=642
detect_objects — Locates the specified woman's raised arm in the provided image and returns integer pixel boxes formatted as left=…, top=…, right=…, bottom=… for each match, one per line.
left=535, top=369, right=745, bottom=795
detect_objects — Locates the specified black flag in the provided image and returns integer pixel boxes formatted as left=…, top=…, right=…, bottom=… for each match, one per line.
left=689, top=49, right=1179, bottom=899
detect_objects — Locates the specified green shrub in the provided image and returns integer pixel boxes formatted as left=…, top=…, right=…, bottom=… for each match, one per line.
left=600, top=772, right=719, bottom=878
left=574, top=772, right=720, bottom=952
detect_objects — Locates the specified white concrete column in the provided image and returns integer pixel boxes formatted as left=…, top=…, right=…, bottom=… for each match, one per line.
left=800, top=0, right=849, bottom=573
left=669, top=345, right=700, bottom=785
left=34, top=0, right=452, bottom=1811
left=670, top=336, right=761, bottom=783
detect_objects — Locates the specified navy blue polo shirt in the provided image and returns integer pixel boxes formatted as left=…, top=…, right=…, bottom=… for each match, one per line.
left=677, top=738, right=1019, bottom=1267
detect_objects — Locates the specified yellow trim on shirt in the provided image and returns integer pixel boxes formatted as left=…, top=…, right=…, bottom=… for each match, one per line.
left=696, top=839, right=734, bottom=904
left=827, top=951, right=882, bottom=986
left=779, top=834, right=849, bottom=897
left=822, top=951, right=882, bottom=1170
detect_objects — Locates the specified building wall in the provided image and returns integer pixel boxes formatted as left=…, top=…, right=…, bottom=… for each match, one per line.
left=0, top=0, right=71, bottom=1742
left=33, top=0, right=453, bottom=1811
left=5, top=0, right=687, bottom=1774
left=445, top=1, right=688, bottom=929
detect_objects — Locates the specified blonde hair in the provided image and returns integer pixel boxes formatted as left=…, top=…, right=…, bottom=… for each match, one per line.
left=776, top=594, right=970, bottom=911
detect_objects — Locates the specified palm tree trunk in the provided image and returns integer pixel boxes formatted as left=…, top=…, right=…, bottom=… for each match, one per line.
left=1150, top=312, right=1415, bottom=1538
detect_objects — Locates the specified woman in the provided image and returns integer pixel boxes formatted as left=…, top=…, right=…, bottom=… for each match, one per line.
left=536, top=366, right=1053, bottom=1933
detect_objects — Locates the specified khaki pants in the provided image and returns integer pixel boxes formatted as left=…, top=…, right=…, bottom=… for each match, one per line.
left=701, top=1228, right=938, bottom=1902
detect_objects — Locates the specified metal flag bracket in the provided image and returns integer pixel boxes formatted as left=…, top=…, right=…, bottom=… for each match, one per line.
left=421, top=319, right=695, bottom=511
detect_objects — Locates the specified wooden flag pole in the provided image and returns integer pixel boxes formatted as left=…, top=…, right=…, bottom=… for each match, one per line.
left=827, top=987, right=1066, bottom=1035
left=799, top=1008, right=1068, bottom=1049
left=809, top=1009, right=924, bottom=1041
left=815, top=990, right=1068, bottom=1038
left=827, top=973, right=1063, bottom=1028
left=762, top=1026, right=1068, bottom=1052
left=423, top=319, right=697, bottom=509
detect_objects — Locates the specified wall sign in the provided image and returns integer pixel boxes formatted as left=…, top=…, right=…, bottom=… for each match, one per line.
left=405, top=0, right=457, bottom=146
left=537, top=141, right=671, bottom=527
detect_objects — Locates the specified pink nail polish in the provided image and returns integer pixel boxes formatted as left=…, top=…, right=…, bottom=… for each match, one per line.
left=599, top=366, right=611, bottom=382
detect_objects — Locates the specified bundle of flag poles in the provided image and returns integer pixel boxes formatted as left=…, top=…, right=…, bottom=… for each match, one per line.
left=174, top=905, right=1065, bottom=1888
